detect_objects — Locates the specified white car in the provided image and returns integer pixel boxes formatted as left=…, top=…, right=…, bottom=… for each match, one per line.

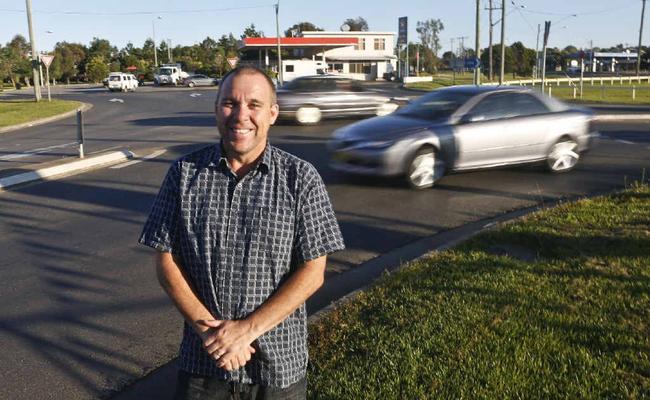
left=106, top=73, right=138, bottom=92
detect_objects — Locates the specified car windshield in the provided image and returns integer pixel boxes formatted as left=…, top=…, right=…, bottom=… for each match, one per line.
left=281, top=78, right=335, bottom=92
left=396, top=90, right=473, bottom=120
left=109, top=76, right=121, bottom=81
left=159, top=68, right=172, bottom=75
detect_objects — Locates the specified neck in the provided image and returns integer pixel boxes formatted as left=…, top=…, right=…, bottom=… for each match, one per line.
left=224, top=144, right=266, bottom=179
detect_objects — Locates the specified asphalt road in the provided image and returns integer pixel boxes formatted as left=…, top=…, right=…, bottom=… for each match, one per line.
left=0, top=85, right=648, bottom=399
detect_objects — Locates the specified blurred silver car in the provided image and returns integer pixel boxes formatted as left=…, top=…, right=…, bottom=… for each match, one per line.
left=276, top=75, right=399, bottom=125
left=329, top=85, right=598, bottom=189
left=182, top=74, right=218, bottom=87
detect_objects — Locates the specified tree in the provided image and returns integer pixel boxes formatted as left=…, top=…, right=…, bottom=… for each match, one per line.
left=86, top=55, right=109, bottom=82
left=241, top=23, right=264, bottom=39
left=5, top=35, right=32, bottom=87
left=342, top=17, right=369, bottom=31
left=50, top=42, right=86, bottom=84
left=416, top=19, right=444, bottom=58
left=87, top=37, right=116, bottom=63
left=510, top=41, right=536, bottom=76
left=284, top=22, right=323, bottom=37
left=218, top=33, right=239, bottom=57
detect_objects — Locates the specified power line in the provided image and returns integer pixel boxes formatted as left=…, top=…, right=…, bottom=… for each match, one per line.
left=0, top=4, right=274, bottom=17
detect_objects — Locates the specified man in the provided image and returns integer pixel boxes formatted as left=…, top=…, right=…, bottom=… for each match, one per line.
left=139, top=66, right=344, bottom=399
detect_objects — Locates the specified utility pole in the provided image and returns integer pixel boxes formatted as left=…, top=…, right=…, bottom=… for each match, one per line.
left=499, top=0, right=506, bottom=85
left=535, top=24, right=540, bottom=80
left=167, top=39, right=172, bottom=63
left=488, top=0, right=494, bottom=81
left=637, top=0, right=646, bottom=76
left=25, top=0, right=41, bottom=101
left=450, top=38, right=456, bottom=85
left=474, top=0, right=481, bottom=85
left=275, top=1, right=283, bottom=86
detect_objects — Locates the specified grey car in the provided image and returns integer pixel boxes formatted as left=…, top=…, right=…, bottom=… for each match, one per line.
left=328, top=85, right=598, bottom=189
left=276, top=75, right=399, bottom=125
left=182, top=74, right=218, bottom=87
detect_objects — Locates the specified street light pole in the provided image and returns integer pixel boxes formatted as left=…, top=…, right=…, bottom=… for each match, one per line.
left=499, top=0, right=506, bottom=85
left=275, top=1, right=283, bottom=86
left=474, top=0, right=481, bottom=85
left=25, top=0, right=41, bottom=101
left=152, top=16, right=161, bottom=67
left=637, top=0, right=646, bottom=76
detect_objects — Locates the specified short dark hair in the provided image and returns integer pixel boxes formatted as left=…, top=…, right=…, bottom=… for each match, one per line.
left=216, top=66, right=277, bottom=105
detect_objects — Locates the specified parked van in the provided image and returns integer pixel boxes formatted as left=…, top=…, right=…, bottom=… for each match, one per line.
left=106, top=72, right=138, bottom=92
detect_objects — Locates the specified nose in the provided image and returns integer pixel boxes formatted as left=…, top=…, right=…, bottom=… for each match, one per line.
left=231, top=104, right=250, bottom=123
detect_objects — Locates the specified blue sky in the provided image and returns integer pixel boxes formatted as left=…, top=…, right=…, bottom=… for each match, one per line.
left=0, top=0, right=646, bottom=54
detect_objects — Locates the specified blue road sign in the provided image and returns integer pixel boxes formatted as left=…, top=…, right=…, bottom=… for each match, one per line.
left=464, top=58, right=481, bottom=69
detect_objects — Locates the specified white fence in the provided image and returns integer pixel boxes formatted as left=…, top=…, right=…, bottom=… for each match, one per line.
left=486, top=75, right=650, bottom=87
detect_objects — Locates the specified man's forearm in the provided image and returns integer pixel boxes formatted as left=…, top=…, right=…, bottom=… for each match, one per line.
left=155, top=251, right=215, bottom=335
left=245, top=255, right=326, bottom=339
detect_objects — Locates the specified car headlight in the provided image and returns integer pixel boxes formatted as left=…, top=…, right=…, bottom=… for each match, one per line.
left=356, top=140, right=394, bottom=150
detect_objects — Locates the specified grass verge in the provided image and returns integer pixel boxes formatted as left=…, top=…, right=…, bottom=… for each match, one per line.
left=0, top=99, right=82, bottom=129
left=405, top=79, right=650, bottom=104
left=308, top=183, right=650, bottom=399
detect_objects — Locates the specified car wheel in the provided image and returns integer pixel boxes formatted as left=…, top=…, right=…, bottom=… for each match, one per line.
left=188, top=82, right=195, bottom=88
left=546, top=138, right=579, bottom=173
left=406, top=146, right=444, bottom=190
left=295, top=107, right=322, bottom=125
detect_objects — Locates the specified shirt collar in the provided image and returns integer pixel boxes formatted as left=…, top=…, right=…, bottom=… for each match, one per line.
left=209, top=141, right=271, bottom=175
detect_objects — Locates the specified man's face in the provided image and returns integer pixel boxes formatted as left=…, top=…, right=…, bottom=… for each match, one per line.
left=216, top=72, right=279, bottom=162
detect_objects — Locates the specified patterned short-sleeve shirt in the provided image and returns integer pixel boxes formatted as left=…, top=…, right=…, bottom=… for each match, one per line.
left=139, top=143, right=345, bottom=388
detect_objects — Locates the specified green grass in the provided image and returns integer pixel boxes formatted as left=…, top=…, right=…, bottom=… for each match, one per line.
left=549, top=86, right=650, bottom=105
left=406, top=77, right=650, bottom=104
left=308, top=184, right=650, bottom=399
left=0, top=99, right=82, bottom=129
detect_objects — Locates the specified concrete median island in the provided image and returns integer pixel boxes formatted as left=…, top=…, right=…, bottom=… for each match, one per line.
left=307, top=182, right=650, bottom=399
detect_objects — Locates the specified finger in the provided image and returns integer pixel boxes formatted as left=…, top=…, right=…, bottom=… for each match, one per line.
left=248, top=346, right=256, bottom=354
left=197, top=319, right=223, bottom=328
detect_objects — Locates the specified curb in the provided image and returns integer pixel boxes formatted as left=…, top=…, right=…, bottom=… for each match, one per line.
left=0, top=149, right=134, bottom=191
left=0, top=101, right=93, bottom=134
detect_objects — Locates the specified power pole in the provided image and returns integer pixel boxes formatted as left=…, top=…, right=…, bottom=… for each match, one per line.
left=637, top=0, right=646, bottom=76
left=275, top=1, right=283, bottom=86
left=474, top=0, right=481, bottom=85
left=499, top=0, right=506, bottom=85
left=488, top=0, right=494, bottom=81
left=535, top=24, right=540, bottom=80
left=25, top=0, right=41, bottom=101
left=450, top=38, right=456, bottom=84
left=167, top=39, right=172, bottom=63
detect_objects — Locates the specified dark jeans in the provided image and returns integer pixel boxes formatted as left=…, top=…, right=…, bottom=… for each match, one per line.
left=173, top=370, right=306, bottom=400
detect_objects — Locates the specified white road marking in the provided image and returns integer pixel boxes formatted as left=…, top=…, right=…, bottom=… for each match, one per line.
left=190, top=93, right=202, bottom=97
left=0, top=142, right=78, bottom=161
left=615, top=139, right=635, bottom=145
left=110, top=149, right=167, bottom=169
left=109, top=98, right=124, bottom=103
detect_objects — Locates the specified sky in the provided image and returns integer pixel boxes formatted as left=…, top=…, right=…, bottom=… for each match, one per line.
left=0, top=0, right=647, bottom=54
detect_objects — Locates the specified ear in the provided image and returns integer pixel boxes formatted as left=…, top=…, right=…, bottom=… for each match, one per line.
left=269, top=103, right=279, bottom=125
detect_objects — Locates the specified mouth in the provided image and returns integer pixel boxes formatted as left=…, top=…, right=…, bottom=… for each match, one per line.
left=226, top=127, right=255, bottom=138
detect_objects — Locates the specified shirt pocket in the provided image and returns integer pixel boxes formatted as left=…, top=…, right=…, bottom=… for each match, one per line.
left=248, top=199, right=296, bottom=280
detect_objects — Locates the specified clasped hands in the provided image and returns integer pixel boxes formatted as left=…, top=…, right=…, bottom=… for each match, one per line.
left=198, top=319, right=257, bottom=371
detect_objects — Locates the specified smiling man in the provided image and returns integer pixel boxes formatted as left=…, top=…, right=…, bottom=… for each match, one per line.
left=139, top=66, right=345, bottom=399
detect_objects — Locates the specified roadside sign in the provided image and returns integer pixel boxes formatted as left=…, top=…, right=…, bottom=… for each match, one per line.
left=464, top=58, right=481, bottom=69
left=227, top=57, right=239, bottom=68
left=397, top=17, right=408, bottom=45
left=40, top=54, right=54, bottom=68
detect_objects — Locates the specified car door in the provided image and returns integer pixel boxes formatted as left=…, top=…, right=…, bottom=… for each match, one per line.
left=452, top=92, right=518, bottom=169
left=499, top=92, right=553, bottom=161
